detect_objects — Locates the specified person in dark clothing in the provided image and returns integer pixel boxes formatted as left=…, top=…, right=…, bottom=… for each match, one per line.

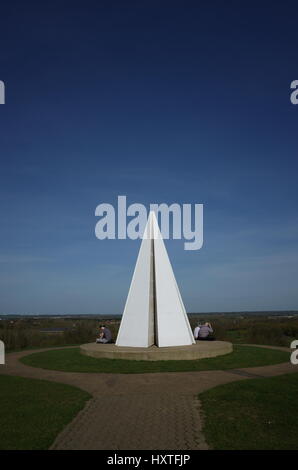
left=96, top=325, right=112, bottom=343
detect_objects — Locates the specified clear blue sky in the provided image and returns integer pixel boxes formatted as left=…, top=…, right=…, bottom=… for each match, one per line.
left=0, top=1, right=297, bottom=314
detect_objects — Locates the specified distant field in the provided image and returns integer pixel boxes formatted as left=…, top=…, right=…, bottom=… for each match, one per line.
left=0, top=312, right=298, bottom=352
left=199, top=372, right=298, bottom=449
left=2, top=313, right=297, bottom=352
left=0, top=375, right=91, bottom=450
left=20, top=344, right=289, bottom=373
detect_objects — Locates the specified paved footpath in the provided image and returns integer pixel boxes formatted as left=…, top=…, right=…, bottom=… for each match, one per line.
left=0, top=345, right=296, bottom=450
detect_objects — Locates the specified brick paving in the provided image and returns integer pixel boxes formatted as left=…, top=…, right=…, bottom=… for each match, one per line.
left=0, top=345, right=296, bottom=450
left=50, top=394, right=208, bottom=450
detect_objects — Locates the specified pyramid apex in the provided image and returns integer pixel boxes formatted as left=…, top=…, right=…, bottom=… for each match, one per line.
left=148, top=209, right=157, bottom=219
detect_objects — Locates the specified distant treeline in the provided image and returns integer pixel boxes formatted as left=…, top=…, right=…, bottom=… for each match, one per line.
left=0, top=319, right=119, bottom=352
left=189, top=317, right=298, bottom=347
left=1, top=311, right=297, bottom=319
left=189, top=311, right=298, bottom=317
left=0, top=316, right=297, bottom=351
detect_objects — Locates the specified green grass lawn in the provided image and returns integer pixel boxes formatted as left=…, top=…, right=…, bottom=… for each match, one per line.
left=20, top=344, right=289, bottom=373
left=0, top=374, right=91, bottom=450
left=199, top=372, right=298, bottom=449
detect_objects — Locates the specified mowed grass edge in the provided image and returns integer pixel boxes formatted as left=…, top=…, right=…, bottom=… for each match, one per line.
left=199, top=372, right=298, bottom=450
left=20, top=344, right=290, bottom=373
left=0, top=374, right=91, bottom=450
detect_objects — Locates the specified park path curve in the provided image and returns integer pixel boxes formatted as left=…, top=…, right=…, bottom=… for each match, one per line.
left=0, top=344, right=296, bottom=450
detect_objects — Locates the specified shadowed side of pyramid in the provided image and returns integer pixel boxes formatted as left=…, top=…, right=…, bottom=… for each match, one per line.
left=116, top=211, right=195, bottom=348
left=115, top=225, right=154, bottom=347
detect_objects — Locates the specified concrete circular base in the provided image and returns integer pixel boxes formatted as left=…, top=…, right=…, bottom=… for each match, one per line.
left=80, top=341, right=233, bottom=361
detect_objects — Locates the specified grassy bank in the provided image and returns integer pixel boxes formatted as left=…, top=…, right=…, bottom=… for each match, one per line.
left=20, top=344, right=289, bottom=373
left=199, top=372, right=298, bottom=449
left=0, top=375, right=91, bottom=450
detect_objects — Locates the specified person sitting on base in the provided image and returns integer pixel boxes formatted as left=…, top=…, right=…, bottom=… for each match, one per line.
left=193, top=322, right=201, bottom=340
left=96, top=325, right=112, bottom=344
left=197, top=322, right=215, bottom=341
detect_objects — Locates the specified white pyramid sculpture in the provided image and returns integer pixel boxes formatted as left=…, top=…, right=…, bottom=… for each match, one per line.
left=116, top=211, right=195, bottom=348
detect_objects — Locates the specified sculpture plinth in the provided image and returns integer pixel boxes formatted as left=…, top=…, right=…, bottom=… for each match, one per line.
left=81, top=341, right=233, bottom=361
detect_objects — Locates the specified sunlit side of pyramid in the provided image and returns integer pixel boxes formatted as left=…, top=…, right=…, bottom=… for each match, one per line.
left=116, top=211, right=195, bottom=347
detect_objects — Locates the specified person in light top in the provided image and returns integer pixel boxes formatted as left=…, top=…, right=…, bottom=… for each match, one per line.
left=193, top=322, right=201, bottom=340
left=96, top=325, right=112, bottom=344
left=194, top=322, right=215, bottom=341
